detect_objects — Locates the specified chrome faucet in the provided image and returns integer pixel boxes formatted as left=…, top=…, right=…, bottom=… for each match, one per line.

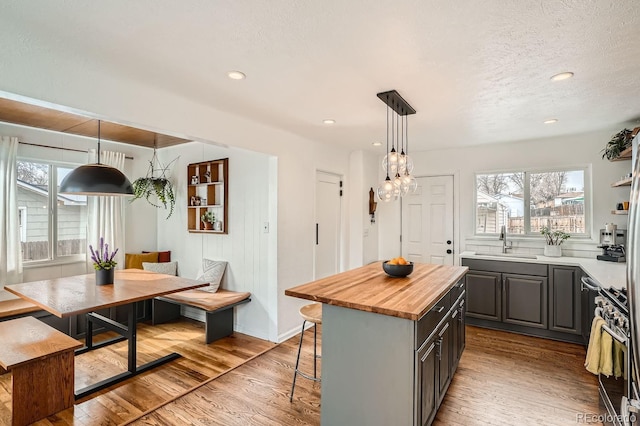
left=499, top=225, right=512, bottom=253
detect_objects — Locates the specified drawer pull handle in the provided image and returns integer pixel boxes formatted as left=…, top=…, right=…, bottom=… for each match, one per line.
left=434, top=306, right=445, bottom=313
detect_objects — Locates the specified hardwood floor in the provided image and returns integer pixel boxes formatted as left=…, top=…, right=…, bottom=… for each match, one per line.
left=132, top=325, right=599, bottom=426
left=0, top=318, right=275, bottom=426
left=0, top=321, right=599, bottom=425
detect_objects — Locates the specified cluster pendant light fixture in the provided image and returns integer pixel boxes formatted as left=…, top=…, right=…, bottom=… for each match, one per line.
left=59, top=120, right=134, bottom=196
left=376, top=90, right=417, bottom=202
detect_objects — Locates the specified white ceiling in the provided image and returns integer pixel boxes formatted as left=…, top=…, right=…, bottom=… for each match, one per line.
left=2, top=0, right=640, bottom=152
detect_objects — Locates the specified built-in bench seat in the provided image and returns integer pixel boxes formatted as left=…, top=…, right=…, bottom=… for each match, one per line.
left=0, top=316, right=82, bottom=426
left=152, top=289, right=251, bottom=344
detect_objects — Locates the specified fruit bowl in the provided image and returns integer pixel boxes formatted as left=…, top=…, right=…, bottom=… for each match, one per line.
left=382, top=260, right=414, bottom=277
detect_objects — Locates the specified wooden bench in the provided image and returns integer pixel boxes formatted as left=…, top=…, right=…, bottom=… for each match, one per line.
left=0, top=297, right=41, bottom=321
left=0, top=316, right=82, bottom=426
left=152, top=289, right=251, bottom=344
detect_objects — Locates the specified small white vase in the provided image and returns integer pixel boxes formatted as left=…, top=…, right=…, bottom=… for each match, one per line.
left=544, top=245, right=562, bottom=257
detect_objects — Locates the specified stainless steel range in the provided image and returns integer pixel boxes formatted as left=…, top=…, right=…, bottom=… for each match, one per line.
left=592, top=282, right=636, bottom=426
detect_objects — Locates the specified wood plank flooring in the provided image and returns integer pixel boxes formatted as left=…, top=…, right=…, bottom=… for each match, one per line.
left=0, top=318, right=275, bottom=426
left=0, top=321, right=600, bottom=425
left=132, top=325, right=599, bottom=426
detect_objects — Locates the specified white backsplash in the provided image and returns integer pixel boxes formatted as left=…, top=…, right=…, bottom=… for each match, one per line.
left=464, top=238, right=602, bottom=259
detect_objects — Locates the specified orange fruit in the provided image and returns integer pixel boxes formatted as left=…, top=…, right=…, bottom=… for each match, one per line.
left=388, top=258, right=398, bottom=265
left=398, top=258, right=408, bottom=265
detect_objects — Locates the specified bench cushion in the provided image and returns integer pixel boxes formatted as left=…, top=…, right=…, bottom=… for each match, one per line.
left=160, top=289, right=250, bottom=312
left=0, top=298, right=41, bottom=318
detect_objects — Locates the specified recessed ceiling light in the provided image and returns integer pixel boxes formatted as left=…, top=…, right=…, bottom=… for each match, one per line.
left=227, top=71, right=246, bottom=80
left=544, top=119, right=558, bottom=124
left=372, top=142, right=383, bottom=147
left=323, top=119, right=336, bottom=125
left=550, top=72, right=574, bottom=81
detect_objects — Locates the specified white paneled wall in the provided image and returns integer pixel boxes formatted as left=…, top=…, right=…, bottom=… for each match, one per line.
left=158, top=142, right=276, bottom=341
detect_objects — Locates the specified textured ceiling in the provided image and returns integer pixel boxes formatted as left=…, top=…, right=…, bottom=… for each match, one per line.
left=1, top=0, right=640, bottom=152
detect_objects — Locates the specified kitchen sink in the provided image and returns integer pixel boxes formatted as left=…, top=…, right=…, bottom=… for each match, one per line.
left=474, top=252, right=538, bottom=260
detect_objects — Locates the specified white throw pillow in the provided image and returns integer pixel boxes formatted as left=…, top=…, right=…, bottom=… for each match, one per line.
left=142, top=261, right=178, bottom=276
left=196, top=259, right=227, bottom=292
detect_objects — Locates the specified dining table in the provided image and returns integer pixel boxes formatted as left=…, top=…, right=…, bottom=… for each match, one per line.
left=4, top=269, right=208, bottom=399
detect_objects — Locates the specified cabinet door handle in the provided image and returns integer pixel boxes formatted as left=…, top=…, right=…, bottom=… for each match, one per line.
left=437, top=338, right=443, bottom=359
left=316, top=223, right=319, bottom=245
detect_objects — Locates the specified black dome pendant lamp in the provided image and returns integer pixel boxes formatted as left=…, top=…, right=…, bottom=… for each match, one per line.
left=59, top=120, right=134, bottom=196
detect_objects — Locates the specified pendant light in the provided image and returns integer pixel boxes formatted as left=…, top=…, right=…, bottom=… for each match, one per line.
left=376, top=90, right=417, bottom=201
left=59, top=120, right=134, bottom=196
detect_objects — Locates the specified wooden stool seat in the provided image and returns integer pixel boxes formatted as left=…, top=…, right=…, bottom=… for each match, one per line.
left=300, top=303, right=322, bottom=324
left=0, top=316, right=82, bottom=426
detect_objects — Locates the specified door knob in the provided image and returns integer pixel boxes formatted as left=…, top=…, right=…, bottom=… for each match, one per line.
left=446, top=249, right=452, bottom=254
left=447, top=240, right=452, bottom=245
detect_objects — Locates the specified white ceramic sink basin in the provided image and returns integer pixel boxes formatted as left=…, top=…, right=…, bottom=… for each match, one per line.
left=474, top=252, right=538, bottom=260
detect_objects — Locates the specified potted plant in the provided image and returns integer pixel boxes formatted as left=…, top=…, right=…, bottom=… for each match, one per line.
left=540, top=226, right=570, bottom=257
left=601, top=128, right=633, bottom=160
left=201, top=211, right=216, bottom=230
left=89, top=237, right=118, bottom=285
left=132, top=177, right=175, bottom=219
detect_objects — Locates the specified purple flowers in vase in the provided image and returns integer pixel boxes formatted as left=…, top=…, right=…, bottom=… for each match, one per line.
left=89, top=237, right=118, bottom=270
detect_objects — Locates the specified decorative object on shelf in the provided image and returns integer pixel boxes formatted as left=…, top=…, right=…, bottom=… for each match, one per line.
left=376, top=90, right=418, bottom=202
left=191, top=175, right=199, bottom=185
left=368, top=187, right=377, bottom=224
left=602, top=128, right=633, bottom=160
left=204, top=166, right=212, bottom=183
left=201, top=210, right=216, bottom=230
left=131, top=139, right=177, bottom=219
left=89, top=237, right=118, bottom=285
left=59, top=120, right=134, bottom=196
left=540, top=226, right=570, bottom=257
left=382, top=257, right=414, bottom=277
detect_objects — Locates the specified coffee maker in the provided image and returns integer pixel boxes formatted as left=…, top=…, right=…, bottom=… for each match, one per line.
left=597, top=226, right=627, bottom=262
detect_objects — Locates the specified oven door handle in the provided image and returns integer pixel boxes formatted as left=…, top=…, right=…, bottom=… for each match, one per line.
left=581, top=276, right=600, bottom=292
left=594, top=307, right=628, bottom=344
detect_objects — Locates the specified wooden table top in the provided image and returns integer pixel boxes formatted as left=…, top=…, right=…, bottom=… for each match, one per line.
left=285, top=262, right=468, bottom=321
left=0, top=316, right=82, bottom=369
left=5, top=269, right=208, bottom=318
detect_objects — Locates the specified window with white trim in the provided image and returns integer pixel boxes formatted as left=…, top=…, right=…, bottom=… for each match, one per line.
left=475, top=167, right=588, bottom=237
left=17, top=160, right=87, bottom=263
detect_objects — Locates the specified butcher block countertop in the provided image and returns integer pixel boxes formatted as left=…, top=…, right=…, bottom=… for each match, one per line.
left=285, top=262, right=468, bottom=321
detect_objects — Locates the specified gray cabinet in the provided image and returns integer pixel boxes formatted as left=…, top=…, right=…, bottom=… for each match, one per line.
left=502, top=273, right=548, bottom=329
left=436, top=320, right=452, bottom=405
left=466, top=271, right=501, bottom=320
left=462, top=258, right=582, bottom=344
left=549, top=265, right=582, bottom=335
left=451, top=298, right=465, bottom=373
left=417, top=333, right=439, bottom=426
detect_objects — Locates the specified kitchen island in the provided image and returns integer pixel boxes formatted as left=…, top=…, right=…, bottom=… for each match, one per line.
left=285, top=262, right=468, bottom=426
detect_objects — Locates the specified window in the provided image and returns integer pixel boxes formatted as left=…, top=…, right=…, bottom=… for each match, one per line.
left=17, top=160, right=87, bottom=263
left=475, top=168, right=588, bottom=237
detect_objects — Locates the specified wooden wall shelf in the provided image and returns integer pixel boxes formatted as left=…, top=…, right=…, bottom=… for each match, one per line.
left=611, top=177, right=632, bottom=187
left=187, top=158, right=228, bottom=234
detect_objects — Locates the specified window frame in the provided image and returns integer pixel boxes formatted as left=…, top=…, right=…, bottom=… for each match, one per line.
left=474, top=164, right=591, bottom=239
left=17, top=158, right=87, bottom=266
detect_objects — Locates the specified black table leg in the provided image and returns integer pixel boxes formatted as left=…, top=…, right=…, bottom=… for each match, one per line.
left=74, top=302, right=182, bottom=400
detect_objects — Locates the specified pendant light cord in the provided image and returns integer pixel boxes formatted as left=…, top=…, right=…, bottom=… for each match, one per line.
left=386, top=96, right=390, bottom=179
left=97, top=120, right=101, bottom=164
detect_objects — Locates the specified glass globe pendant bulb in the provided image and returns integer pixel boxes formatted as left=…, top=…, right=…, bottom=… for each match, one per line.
left=382, top=149, right=399, bottom=174
left=404, top=173, right=417, bottom=193
left=404, top=154, right=414, bottom=174
left=377, top=177, right=396, bottom=202
left=392, top=173, right=402, bottom=197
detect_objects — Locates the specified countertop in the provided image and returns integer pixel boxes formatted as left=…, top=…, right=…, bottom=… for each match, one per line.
left=460, top=251, right=627, bottom=290
left=285, top=262, right=468, bottom=321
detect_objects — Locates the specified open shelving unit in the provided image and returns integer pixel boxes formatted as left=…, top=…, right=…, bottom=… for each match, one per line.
left=187, top=158, right=228, bottom=234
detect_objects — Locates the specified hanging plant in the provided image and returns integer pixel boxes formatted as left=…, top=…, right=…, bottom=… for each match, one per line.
left=131, top=144, right=178, bottom=219
left=601, top=128, right=633, bottom=160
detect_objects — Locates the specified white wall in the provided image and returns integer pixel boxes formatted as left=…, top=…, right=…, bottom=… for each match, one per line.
left=378, top=128, right=634, bottom=260
left=156, top=142, right=275, bottom=340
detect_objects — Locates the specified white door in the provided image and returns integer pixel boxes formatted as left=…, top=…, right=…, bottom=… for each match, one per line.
left=314, top=171, right=342, bottom=279
left=402, top=175, right=454, bottom=265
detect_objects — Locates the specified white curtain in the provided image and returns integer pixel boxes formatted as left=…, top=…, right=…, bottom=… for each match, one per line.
left=87, top=149, right=127, bottom=271
left=0, top=136, right=23, bottom=288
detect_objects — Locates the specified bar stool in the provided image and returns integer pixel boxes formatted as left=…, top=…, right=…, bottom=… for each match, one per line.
left=290, top=302, right=322, bottom=402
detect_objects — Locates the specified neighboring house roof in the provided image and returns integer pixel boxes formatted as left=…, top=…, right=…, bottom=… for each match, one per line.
left=17, top=180, right=86, bottom=205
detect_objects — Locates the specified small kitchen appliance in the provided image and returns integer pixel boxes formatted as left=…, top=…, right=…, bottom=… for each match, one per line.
left=598, top=228, right=627, bottom=263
